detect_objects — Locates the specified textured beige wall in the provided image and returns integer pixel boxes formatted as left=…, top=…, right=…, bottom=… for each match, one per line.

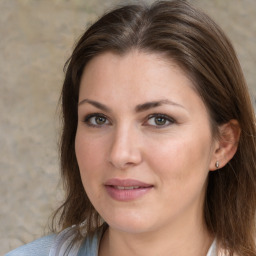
left=1, top=0, right=255, bottom=254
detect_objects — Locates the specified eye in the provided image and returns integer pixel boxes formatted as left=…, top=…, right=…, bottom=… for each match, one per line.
left=83, top=113, right=110, bottom=127
left=146, top=114, right=175, bottom=127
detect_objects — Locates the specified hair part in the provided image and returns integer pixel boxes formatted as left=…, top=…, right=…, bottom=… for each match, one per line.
left=52, top=1, right=256, bottom=255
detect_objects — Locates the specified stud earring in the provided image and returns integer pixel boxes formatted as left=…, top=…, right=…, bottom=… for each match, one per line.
left=215, top=161, right=219, bottom=169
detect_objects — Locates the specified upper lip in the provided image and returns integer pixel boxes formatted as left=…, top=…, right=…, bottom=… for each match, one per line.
left=104, top=178, right=153, bottom=188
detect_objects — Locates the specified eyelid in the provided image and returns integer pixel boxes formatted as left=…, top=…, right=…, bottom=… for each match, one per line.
left=144, top=113, right=176, bottom=127
left=83, top=113, right=112, bottom=127
left=82, top=112, right=176, bottom=128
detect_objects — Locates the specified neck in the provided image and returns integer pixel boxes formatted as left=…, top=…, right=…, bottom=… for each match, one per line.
left=99, top=214, right=213, bottom=256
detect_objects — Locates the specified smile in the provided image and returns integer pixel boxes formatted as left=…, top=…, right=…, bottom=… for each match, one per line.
left=104, top=179, right=153, bottom=201
left=114, top=186, right=140, bottom=190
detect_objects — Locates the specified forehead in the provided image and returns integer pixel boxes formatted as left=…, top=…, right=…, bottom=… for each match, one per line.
left=80, top=50, right=196, bottom=97
left=79, top=50, right=212, bottom=127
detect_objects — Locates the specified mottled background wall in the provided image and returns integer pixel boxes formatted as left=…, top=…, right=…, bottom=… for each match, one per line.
left=1, top=0, right=255, bottom=254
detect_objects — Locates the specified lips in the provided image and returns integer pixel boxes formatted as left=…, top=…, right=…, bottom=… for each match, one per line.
left=105, top=178, right=152, bottom=187
left=104, top=179, right=153, bottom=201
left=114, top=186, right=141, bottom=190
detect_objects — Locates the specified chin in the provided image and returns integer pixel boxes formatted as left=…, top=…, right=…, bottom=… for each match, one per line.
left=109, top=222, right=154, bottom=234
left=102, top=210, right=157, bottom=234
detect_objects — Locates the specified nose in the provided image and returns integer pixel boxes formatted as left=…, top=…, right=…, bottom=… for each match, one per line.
left=108, top=125, right=142, bottom=170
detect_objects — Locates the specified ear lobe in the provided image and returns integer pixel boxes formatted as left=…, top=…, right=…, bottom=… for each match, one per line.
left=209, top=119, right=240, bottom=171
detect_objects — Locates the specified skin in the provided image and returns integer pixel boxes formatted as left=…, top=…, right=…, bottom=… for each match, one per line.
left=75, top=50, right=238, bottom=256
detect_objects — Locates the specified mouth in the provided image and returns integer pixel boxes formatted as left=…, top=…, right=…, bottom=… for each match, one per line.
left=104, top=179, right=153, bottom=201
left=111, top=186, right=143, bottom=190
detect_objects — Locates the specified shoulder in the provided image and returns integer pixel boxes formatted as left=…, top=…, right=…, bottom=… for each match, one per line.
left=5, top=227, right=79, bottom=256
left=5, top=234, right=56, bottom=256
left=49, top=224, right=105, bottom=256
left=77, top=230, right=102, bottom=256
left=5, top=224, right=106, bottom=256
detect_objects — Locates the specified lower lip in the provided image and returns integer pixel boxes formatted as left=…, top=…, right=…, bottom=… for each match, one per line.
left=105, top=186, right=153, bottom=201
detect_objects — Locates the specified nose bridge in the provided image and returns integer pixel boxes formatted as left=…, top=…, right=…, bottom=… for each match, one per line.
left=108, top=122, right=142, bottom=169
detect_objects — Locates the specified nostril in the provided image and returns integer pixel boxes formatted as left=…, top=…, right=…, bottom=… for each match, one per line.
left=108, top=149, right=142, bottom=169
left=108, top=128, right=142, bottom=169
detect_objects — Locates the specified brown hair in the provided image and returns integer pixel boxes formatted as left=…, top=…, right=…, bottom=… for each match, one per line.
left=52, top=0, right=256, bottom=255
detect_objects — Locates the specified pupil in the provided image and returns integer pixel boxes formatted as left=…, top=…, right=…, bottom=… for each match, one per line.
left=155, top=117, right=166, bottom=125
left=96, top=117, right=105, bottom=124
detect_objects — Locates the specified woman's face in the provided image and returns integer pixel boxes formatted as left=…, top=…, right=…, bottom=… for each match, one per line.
left=75, top=51, right=218, bottom=234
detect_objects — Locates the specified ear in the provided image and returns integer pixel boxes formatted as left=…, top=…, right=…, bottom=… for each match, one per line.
left=209, top=119, right=241, bottom=171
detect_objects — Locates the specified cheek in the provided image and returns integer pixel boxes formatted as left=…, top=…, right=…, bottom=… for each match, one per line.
left=75, top=133, right=99, bottom=189
left=75, top=130, right=105, bottom=171
left=75, top=130, right=111, bottom=202
left=146, top=134, right=212, bottom=186
left=75, top=135, right=100, bottom=200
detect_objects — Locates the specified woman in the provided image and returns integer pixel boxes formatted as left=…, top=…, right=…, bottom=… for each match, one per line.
left=6, top=0, right=256, bottom=255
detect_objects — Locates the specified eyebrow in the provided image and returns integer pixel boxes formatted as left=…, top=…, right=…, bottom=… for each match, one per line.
left=78, top=98, right=185, bottom=112
left=135, top=99, right=185, bottom=112
left=78, top=99, right=111, bottom=112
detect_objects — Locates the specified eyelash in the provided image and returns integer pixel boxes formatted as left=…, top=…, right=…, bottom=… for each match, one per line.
left=83, top=113, right=110, bottom=128
left=145, top=113, right=176, bottom=128
left=83, top=113, right=176, bottom=128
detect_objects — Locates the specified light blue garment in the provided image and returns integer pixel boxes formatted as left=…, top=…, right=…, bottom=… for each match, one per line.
left=77, top=235, right=99, bottom=256
left=5, top=234, right=56, bottom=256
left=5, top=226, right=100, bottom=256
left=6, top=226, right=217, bottom=256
